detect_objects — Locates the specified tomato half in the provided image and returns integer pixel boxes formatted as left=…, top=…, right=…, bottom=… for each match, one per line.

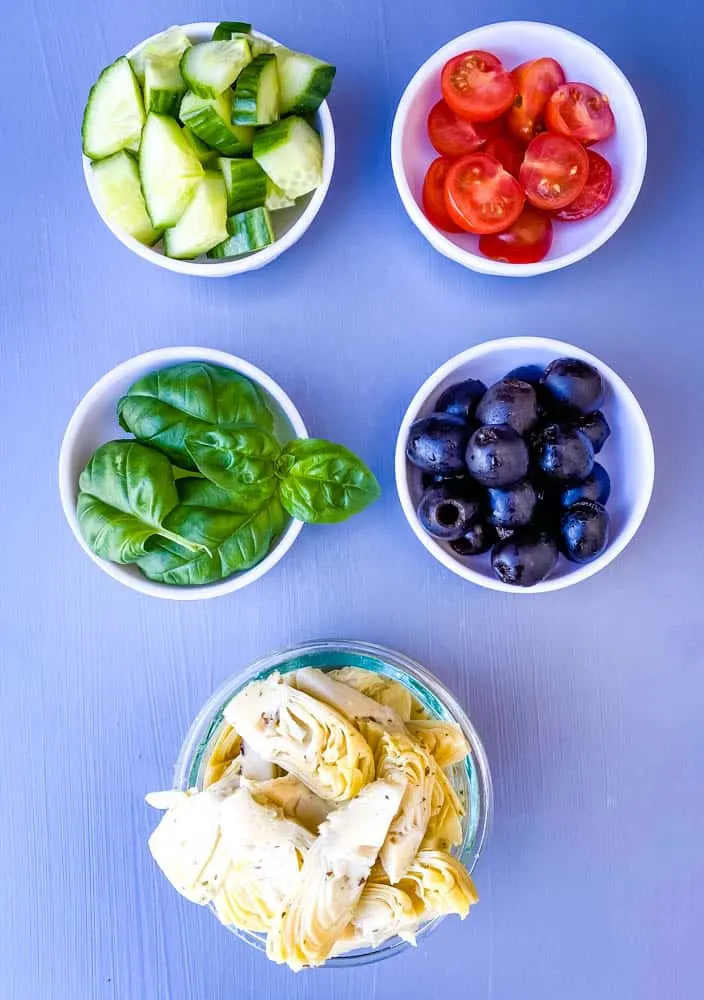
left=427, top=100, right=501, bottom=157
left=554, top=150, right=614, bottom=221
left=422, top=157, right=463, bottom=232
left=519, top=133, right=589, bottom=210
left=444, top=153, right=525, bottom=234
left=545, top=83, right=616, bottom=144
left=479, top=207, right=553, bottom=264
left=484, top=132, right=526, bottom=178
left=505, top=57, right=566, bottom=141
left=441, top=50, right=515, bottom=122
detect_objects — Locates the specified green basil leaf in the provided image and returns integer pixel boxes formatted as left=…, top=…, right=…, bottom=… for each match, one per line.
left=77, top=440, right=208, bottom=562
left=117, top=362, right=274, bottom=469
left=184, top=426, right=281, bottom=490
left=275, top=438, right=381, bottom=524
left=137, top=494, right=288, bottom=585
left=177, top=475, right=277, bottom=514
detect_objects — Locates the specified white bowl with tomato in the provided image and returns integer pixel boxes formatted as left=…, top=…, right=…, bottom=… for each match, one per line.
left=391, top=21, right=647, bottom=276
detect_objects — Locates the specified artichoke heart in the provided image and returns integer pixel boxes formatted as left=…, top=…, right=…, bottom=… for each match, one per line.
left=399, top=850, right=479, bottom=919
left=406, top=719, right=469, bottom=768
left=422, top=764, right=464, bottom=851
left=331, top=877, right=418, bottom=955
left=375, top=731, right=435, bottom=884
left=244, top=773, right=334, bottom=832
left=327, top=666, right=413, bottom=721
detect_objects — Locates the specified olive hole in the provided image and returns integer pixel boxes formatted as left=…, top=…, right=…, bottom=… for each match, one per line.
left=437, top=502, right=460, bottom=526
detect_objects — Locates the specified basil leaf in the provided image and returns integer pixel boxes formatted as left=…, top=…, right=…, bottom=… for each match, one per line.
left=76, top=441, right=208, bottom=562
left=177, top=476, right=277, bottom=514
left=184, top=426, right=281, bottom=491
left=275, top=439, right=381, bottom=524
left=117, top=362, right=274, bottom=469
left=137, top=494, right=288, bottom=586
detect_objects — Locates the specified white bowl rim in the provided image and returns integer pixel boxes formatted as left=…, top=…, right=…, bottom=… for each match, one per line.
left=390, top=20, right=648, bottom=278
left=82, top=22, right=336, bottom=277
left=58, top=346, right=308, bottom=600
left=394, top=336, right=655, bottom=594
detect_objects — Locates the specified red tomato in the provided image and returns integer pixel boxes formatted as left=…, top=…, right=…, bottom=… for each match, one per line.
left=484, top=132, right=526, bottom=177
left=427, top=100, right=501, bottom=157
left=554, top=150, right=614, bottom=221
left=441, top=50, right=516, bottom=122
left=444, top=153, right=525, bottom=234
left=519, top=133, right=589, bottom=210
left=545, top=83, right=616, bottom=144
left=479, top=207, right=553, bottom=264
left=422, top=157, right=463, bottom=232
left=505, top=58, right=566, bottom=141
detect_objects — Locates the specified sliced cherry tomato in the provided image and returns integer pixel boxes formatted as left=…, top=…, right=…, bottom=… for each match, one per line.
left=444, top=153, right=525, bottom=234
left=519, top=133, right=589, bottom=211
left=554, top=150, right=614, bottom=221
left=479, top=207, right=553, bottom=264
left=484, top=132, right=526, bottom=178
left=422, top=157, right=463, bottom=232
left=427, top=99, right=501, bottom=157
left=545, top=83, right=616, bottom=144
left=505, top=57, right=566, bottom=141
left=441, top=50, right=516, bottom=122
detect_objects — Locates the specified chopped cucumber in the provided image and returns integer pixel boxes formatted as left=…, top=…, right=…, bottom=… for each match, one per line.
left=275, top=48, right=336, bottom=115
left=82, top=57, right=145, bottom=160
left=232, top=54, right=279, bottom=126
left=183, top=125, right=217, bottom=165
left=91, top=151, right=162, bottom=245
left=180, top=39, right=251, bottom=99
left=250, top=38, right=273, bottom=58
left=208, top=206, right=275, bottom=258
left=179, top=91, right=254, bottom=155
left=265, top=178, right=295, bottom=211
left=212, top=21, right=251, bottom=40
left=144, top=52, right=186, bottom=116
left=253, top=116, right=323, bottom=200
left=139, top=113, right=204, bottom=228
left=163, top=171, right=228, bottom=258
left=218, top=157, right=267, bottom=214
left=130, top=26, right=191, bottom=85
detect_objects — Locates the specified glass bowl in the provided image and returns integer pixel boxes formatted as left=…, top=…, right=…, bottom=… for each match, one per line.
left=173, top=640, right=493, bottom=967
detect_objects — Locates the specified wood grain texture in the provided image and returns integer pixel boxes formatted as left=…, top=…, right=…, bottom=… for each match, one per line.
left=1, top=0, right=703, bottom=998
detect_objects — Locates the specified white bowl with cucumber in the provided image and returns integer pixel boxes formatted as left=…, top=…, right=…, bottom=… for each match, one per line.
left=81, top=22, right=336, bottom=275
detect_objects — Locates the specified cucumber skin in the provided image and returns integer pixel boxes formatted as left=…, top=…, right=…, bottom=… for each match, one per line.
left=183, top=126, right=217, bottom=165
left=231, top=54, right=279, bottom=126
left=218, top=157, right=267, bottom=214
left=179, top=92, right=254, bottom=156
left=212, top=21, right=252, bottom=40
left=82, top=57, right=145, bottom=160
left=180, top=39, right=251, bottom=100
left=144, top=53, right=186, bottom=117
left=252, top=116, right=323, bottom=199
left=276, top=50, right=336, bottom=115
left=208, top=206, right=274, bottom=258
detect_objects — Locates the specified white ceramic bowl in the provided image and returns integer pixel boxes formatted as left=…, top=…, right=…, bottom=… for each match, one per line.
left=395, top=337, right=655, bottom=593
left=83, top=22, right=335, bottom=277
left=59, top=347, right=307, bottom=600
left=391, top=21, right=647, bottom=277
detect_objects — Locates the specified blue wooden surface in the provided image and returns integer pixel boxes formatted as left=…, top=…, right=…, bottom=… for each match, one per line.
left=2, top=1, right=702, bottom=998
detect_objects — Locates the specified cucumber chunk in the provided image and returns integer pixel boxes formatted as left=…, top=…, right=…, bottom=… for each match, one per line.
left=253, top=116, right=323, bottom=200
left=183, top=125, right=217, bottom=165
left=163, top=171, right=228, bottom=259
left=179, top=91, right=254, bottom=155
left=212, top=21, right=251, bottom=40
left=265, top=178, right=295, bottom=211
left=180, top=39, right=251, bottom=99
left=218, top=157, right=267, bottom=213
left=82, top=57, right=145, bottom=160
left=139, top=113, right=204, bottom=228
left=91, top=151, right=162, bottom=245
left=276, top=48, right=336, bottom=115
left=130, top=26, right=191, bottom=85
left=208, top=206, right=275, bottom=258
left=144, top=52, right=186, bottom=116
left=232, top=53, right=280, bottom=126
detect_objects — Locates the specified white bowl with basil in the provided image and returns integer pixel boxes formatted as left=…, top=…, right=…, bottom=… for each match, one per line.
left=59, top=348, right=380, bottom=600
left=81, top=22, right=335, bottom=276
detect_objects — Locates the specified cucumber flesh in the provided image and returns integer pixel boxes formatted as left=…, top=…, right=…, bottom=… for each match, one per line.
left=180, top=39, right=251, bottom=99
left=253, top=116, right=323, bottom=200
left=208, top=206, right=275, bottom=258
left=82, top=57, right=145, bottom=160
left=232, top=53, right=279, bottom=126
left=91, top=151, right=162, bottom=245
left=163, top=171, right=228, bottom=259
left=139, top=113, right=204, bottom=228
left=212, top=21, right=251, bottom=40
left=250, top=38, right=272, bottom=58
left=265, top=178, right=295, bottom=211
left=179, top=91, right=254, bottom=156
left=130, top=26, right=191, bottom=85
left=183, top=125, right=217, bottom=165
left=144, top=53, right=186, bottom=116
left=276, top=48, right=336, bottom=115
left=218, top=157, right=267, bottom=214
